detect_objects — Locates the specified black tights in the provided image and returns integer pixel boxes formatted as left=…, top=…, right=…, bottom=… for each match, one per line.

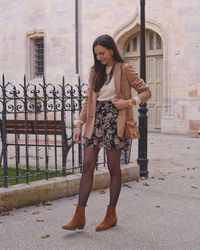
left=78, top=147, right=122, bottom=207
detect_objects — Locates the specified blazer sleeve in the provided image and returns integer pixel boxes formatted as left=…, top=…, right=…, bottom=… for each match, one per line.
left=77, top=88, right=89, bottom=128
left=123, top=63, right=151, bottom=104
left=76, top=67, right=94, bottom=128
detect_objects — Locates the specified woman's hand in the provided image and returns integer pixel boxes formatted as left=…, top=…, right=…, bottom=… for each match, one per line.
left=112, top=98, right=135, bottom=110
left=73, top=128, right=81, bottom=143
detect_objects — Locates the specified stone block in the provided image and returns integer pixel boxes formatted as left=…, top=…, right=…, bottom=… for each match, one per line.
left=0, top=164, right=139, bottom=212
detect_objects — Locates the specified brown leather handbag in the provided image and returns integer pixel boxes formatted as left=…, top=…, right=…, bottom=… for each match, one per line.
left=124, top=120, right=140, bottom=139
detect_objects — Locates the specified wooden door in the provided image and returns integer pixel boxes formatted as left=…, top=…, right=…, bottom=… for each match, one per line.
left=124, top=30, right=163, bottom=131
left=147, top=56, right=163, bottom=130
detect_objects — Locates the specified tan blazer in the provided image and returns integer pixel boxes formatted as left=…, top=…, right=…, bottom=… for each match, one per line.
left=78, top=62, right=151, bottom=139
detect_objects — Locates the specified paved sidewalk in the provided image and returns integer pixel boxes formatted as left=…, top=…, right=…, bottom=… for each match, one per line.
left=0, top=132, right=200, bottom=250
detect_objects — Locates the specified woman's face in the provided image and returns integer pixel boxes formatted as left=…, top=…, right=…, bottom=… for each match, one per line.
left=94, top=45, right=114, bottom=66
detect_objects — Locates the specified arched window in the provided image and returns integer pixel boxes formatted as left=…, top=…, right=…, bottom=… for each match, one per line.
left=27, top=30, right=45, bottom=80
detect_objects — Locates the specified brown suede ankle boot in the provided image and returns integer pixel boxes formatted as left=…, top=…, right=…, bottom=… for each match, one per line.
left=95, top=205, right=117, bottom=232
left=62, top=205, right=86, bottom=230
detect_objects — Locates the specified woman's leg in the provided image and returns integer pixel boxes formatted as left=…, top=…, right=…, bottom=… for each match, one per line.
left=62, top=147, right=100, bottom=230
left=106, top=149, right=122, bottom=206
left=78, top=147, right=100, bottom=206
left=95, top=149, right=121, bottom=231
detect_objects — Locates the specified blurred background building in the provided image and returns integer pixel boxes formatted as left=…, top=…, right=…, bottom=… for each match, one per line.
left=0, top=0, right=199, bottom=136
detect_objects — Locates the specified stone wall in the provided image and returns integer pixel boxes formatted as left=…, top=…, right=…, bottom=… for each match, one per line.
left=0, top=0, right=199, bottom=135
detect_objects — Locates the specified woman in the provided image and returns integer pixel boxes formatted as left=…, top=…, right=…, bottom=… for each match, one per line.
left=62, top=34, right=151, bottom=231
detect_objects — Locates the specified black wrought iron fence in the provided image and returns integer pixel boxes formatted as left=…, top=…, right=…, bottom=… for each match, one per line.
left=0, top=75, right=131, bottom=188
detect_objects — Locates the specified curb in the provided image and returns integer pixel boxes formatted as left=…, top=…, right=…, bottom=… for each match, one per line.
left=0, top=164, right=139, bottom=212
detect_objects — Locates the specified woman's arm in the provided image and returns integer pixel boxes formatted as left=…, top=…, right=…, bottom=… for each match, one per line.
left=112, top=63, right=151, bottom=110
left=75, top=67, right=95, bottom=129
left=124, top=63, right=151, bottom=104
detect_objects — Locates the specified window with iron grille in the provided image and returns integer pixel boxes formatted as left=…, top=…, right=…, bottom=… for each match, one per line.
left=34, top=38, right=44, bottom=77
left=27, top=32, right=45, bottom=80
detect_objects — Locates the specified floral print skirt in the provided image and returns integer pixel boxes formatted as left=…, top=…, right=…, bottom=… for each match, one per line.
left=82, top=101, right=130, bottom=150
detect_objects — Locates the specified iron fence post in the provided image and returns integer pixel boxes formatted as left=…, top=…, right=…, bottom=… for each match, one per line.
left=61, top=76, right=66, bottom=176
left=2, top=74, right=8, bottom=187
left=78, top=76, right=83, bottom=172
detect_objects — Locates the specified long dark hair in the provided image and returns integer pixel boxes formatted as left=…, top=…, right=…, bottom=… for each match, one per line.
left=92, top=34, right=124, bottom=92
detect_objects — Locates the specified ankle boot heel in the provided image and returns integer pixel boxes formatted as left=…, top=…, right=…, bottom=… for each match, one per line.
left=112, top=220, right=117, bottom=227
left=95, top=205, right=117, bottom=232
left=77, top=224, right=85, bottom=230
left=62, top=206, right=86, bottom=231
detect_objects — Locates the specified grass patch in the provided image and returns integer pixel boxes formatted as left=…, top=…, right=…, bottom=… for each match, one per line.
left=0, top=167, right=72, bottom=187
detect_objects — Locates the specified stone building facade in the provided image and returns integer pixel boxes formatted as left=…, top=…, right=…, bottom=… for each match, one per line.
left=0, top=0, right=200, bottom=135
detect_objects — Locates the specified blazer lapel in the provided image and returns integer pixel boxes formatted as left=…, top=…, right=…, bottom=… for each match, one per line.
left=114, top=63, right=122, bottom=98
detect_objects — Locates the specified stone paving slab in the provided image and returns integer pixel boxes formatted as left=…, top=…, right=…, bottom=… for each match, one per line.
left=0, top=132, right=200, bottom=250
